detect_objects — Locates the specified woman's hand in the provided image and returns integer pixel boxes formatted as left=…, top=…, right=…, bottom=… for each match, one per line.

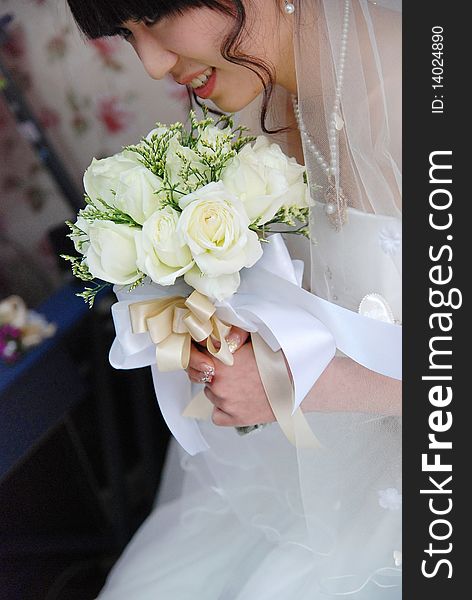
left=204, top=339, right=276, bottom=427
left=186, top=327, right=276, bottom=427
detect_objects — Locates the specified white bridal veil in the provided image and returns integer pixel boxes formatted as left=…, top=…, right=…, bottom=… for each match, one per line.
left=296, top=0, right=401, bottom=314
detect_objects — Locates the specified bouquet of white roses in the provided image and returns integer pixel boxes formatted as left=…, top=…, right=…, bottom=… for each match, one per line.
left=64, top=108, right=334, bottom=455
left=64, top=108, right=310, bottom=307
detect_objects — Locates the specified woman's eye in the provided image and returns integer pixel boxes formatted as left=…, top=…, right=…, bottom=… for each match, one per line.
left=116, top=27, right=133, bottom=41
left=143, top=15, right=160, bottom=27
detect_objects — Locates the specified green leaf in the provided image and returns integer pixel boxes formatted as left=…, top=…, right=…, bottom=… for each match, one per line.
left=76, top=282, right=111, bottom=308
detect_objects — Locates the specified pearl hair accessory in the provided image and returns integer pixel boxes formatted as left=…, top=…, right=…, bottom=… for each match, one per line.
left=284, top=1, right=296, bottom=14
left=292, top=0, right=351, bottom=230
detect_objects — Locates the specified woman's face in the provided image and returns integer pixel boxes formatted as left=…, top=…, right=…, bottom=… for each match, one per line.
left=118, top=3, right=294, bottom=112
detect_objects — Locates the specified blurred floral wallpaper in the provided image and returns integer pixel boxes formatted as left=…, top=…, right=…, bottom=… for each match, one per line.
left=0, top=0, right=190, bottom=305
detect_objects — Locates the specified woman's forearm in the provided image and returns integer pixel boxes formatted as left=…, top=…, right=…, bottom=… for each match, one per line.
left=301, top=356, right=402, bottom=416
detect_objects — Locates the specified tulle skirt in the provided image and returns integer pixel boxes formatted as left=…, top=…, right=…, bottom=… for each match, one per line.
left=97, top=410, right=402, bottom=599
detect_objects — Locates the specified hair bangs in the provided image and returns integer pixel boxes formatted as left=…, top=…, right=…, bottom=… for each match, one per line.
left=67, top=0, right=229, bottom=39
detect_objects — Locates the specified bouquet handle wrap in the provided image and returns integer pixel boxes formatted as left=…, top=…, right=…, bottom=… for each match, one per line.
left=109, top=234, right=401, bottom=455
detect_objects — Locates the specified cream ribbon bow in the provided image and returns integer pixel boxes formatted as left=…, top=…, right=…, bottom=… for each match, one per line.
left=128, top=290, right=233, bottom=372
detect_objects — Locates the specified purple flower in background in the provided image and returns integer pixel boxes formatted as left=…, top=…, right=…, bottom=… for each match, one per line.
left=0, top=323, right=23, bottom=364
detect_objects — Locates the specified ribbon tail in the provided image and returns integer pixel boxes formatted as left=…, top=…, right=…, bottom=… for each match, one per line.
left=183, top=390, right=214, bottom=420
left=251, top=332, right=321, bottom=449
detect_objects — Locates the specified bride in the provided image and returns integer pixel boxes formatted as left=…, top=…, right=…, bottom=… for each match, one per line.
left=67, top=0, right=402, bottom=597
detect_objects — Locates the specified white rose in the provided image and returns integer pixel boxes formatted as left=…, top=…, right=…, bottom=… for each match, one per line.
left=195, top=124, right=233, bottom=158
left=84, top=151, right=140, bottom=208
left=85, top=220, right=141, bottom=285
left=113, top=164, right=164, bottom=225
left=222, top=136, right=308, bottom=224
left=137, top=206, right=194, bottom=286
left=84, top=151, right=164, bottom=225
left=165, top=136, right=209, bottom=190
left=177, top=181, right=262, bottom=294
left=184, top=265, right=240, bottom=302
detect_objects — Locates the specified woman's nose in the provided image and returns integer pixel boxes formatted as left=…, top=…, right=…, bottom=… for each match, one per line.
left=133, top=30, right=178, bottom=80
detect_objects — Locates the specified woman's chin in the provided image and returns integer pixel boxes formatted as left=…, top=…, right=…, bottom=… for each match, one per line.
left=211, top=92, right=259, bottom=114
left=211, top=98, right=242, bottom=113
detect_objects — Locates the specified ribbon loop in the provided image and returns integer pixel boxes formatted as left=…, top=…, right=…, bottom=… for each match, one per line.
left=183, top=312, right=214, bottom=343
left=129, top=297, right=180, bottom=334
left=185, top=291, right=216, bottom=322
left=147, top=305, right=176, bottom=344
left=172, top=306, right=191, bottom=335
left=156, top=331, right=191, bottom=371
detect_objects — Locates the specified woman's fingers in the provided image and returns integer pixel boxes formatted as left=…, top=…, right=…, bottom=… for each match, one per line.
left=186, top=326, right=250, bottom=385
left=196, top=326, right=250, bottom=352
left=203, top=387, right=234, bottom=426
left=225, top=326, right=250, bottom=354
left=186, top=367, right=209, bottom=384
left=203, top=385, right=219, bottom=405
left=210, top=406, right=234, bottom=427
left=188, top=343, right=215, bottom=382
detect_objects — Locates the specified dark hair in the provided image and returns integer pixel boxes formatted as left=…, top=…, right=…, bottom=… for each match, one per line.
left=66, top=0, right=288, bottom=134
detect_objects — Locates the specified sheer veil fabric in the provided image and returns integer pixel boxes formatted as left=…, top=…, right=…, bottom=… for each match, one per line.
left=97, top=2, right=402, bottom=598
left=296, top=0, right=402, bottom=318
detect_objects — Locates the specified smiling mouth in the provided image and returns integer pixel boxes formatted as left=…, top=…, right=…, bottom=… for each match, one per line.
left=189, top=67, right=214, bottom=89
left=190, top=67, right=217, bottom=100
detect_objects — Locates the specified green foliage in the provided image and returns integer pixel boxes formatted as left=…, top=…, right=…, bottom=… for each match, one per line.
left=64, top=220, right=88, bottom=252
left=128, top=274, right=146, bottom=292
left=81, top=195, right=142, bottom=227
left=61, top=254, right=94, bottom=282
left=126, top=123, right=184, bottom=178
left=124, top=107, right=255, bottom=209
left=76, top=282, right=111, bottom=309
left=250, top=206, right=310, bottom=239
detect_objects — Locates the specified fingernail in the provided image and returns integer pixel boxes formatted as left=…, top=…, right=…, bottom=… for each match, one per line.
left=226, top=335, right=241, bottom=354
left=200, top=365, right=215, bottom=383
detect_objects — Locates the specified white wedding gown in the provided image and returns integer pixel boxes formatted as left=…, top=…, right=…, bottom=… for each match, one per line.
left=97, top=205, right=402, bottom=599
